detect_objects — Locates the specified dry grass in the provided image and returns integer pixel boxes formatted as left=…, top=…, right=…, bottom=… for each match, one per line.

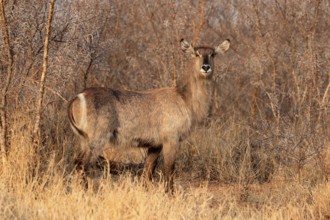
left=1, top=166, right=330, bottom=219
left=0, top=115, right=329, bottom=219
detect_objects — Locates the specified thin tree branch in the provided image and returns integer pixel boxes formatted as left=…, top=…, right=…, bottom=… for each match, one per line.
left=192, top=0, right=206, bottom=45
left=32, top=0, right=56, bottom=145
left=0, top=0, right=14, bottom=165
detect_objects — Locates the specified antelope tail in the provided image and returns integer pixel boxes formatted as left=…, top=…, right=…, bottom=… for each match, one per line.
left=67, top=97, right=88, bottom=139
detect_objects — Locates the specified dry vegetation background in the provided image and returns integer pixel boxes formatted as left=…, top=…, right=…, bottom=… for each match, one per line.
left=0, top=0, right=330, bottom=219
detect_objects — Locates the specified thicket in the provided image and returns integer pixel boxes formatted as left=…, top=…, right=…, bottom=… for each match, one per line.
left=0, top=0, right=329, bottom=187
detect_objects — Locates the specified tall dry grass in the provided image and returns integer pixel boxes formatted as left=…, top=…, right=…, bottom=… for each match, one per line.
left=0, top=109, right=329, bottom=219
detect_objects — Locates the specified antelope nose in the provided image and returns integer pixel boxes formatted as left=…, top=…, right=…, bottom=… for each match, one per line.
left=202, top=65, right=210, bottom=72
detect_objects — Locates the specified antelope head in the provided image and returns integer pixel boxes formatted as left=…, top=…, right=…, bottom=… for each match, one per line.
left=180, top=39, right=230, bottom=77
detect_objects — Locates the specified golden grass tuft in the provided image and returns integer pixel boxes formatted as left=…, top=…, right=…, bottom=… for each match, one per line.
left=313, top=182, right=330, bottom=219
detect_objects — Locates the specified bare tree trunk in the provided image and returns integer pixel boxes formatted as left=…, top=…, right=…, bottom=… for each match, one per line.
left=0, top=0, right=13, bottom=165
left=32, top=0, right=56, bottom=146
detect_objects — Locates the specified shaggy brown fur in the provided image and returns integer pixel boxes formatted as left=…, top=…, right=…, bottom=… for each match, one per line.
left=68, top=39, right=230, bottom=193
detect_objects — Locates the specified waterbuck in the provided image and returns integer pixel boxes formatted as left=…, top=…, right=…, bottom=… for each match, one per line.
left=68, top=39, right=230, bottom=193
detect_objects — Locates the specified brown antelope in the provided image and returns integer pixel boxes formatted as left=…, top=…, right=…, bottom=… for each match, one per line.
left=68, top=39, right=230, bottom=193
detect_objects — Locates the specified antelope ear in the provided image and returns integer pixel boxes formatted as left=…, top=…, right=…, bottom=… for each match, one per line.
left=215, top=39, right=230, bottom=54
left=180, top=39, right=195, bottom=55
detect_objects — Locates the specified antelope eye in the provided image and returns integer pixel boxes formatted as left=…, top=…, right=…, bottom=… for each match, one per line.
left=195, top=51, right=201, bottom=57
